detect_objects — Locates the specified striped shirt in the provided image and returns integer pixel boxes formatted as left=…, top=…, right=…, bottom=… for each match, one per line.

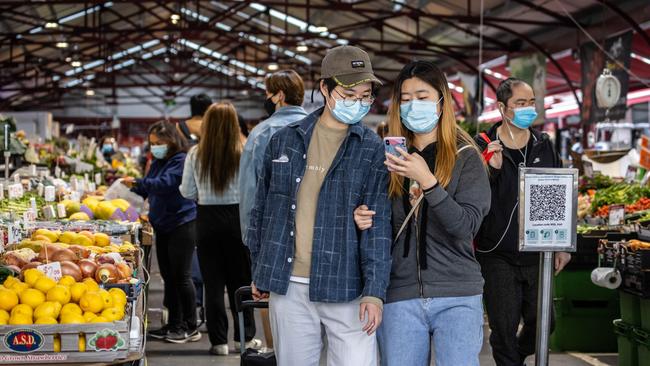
left=180, top=146, right=239, bottom=205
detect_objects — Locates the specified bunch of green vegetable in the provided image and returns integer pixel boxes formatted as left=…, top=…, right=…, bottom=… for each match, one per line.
left=590, top=183, right=650, bottom=211
left=0, top=193, right=46, bottom=214
left=579, top=173, right=615, bottom=193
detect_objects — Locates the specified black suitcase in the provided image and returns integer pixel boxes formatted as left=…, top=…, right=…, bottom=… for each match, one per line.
left=235, top=286, right=277, bottom=366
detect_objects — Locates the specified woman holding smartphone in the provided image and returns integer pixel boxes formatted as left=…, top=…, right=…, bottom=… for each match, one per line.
left=180, top=102, right=258, bottom=355
left=354, top=60, right=490, bottom=366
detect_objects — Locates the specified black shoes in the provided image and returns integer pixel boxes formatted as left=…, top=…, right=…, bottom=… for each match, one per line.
left=165, top=328, right=202, bottom=344
left=148, top=325, right=172, bottom=340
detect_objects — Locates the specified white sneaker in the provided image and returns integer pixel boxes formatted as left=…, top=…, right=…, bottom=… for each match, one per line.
left=234, top=338, right=263, bottom=350
left=209, top=344, right=229, bottom=355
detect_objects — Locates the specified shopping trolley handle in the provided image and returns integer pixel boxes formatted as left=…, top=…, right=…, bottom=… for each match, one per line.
left=235, top=286, right=269, bottom=312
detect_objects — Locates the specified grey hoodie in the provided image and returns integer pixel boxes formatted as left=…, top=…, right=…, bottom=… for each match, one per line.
left=387, top=143, right=491, bottom=303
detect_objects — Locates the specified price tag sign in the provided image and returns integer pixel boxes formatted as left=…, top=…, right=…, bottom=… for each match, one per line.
left=37, top=262, right=62, bottom=282
left=70, top=177, right=79, bottom=192
left=70, top=191, right=81, bottom=203
left=55, top=166, right=61, bottom=178
left=37, top=183, right=44, bottom=197
left=519, top=168, right=578, bottom=252
left=13, top=175, right=19, bottom=184
left=608, top=204, right=625, bottom=226
left=583, top=161, right=593, bottom=178
left=44, top=186, right=55, bottom=202
left=0, top=184, right=4, bottom=200
left=8, top=184, right=23, bottom=199
left=23, top=209, right=36, bottom=223
left=95, top=173, right=102, bottom=186
left=88, top=183, right=96, bottom=192
left=56, top=203, right=67, bottom=218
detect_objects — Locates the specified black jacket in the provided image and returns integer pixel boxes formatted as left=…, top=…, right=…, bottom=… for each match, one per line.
left=474, top=122, right=562, bottom=266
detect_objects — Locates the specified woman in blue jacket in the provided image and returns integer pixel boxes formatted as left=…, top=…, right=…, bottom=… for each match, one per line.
left=124, top=121, right=199, bottom=344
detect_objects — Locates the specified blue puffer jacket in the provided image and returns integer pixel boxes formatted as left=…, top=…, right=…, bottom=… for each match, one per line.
left=132, top=152, right=196, bottom=233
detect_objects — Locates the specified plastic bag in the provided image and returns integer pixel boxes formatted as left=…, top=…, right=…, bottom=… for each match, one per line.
left=104, top=178, right=145, bottom=213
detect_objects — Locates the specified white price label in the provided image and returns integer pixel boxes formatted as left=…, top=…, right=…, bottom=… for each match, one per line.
left=70, top=191, right=81, bottom=203
left=37, top=262, right=62, bottom=281
left=70, top=177, right=79, bottom=191
left=0, top=184, right=4, bottom=200
left=95, top=173, right=102, bottom=185
left=56, top=203, right=67, bottom=218
left=37, top=183, right=44, bottom=197
left=608, top=204, right=625, bottom=226
left=29, top=165, right=37, bottom=176
left=55, top=166, right=61, bottom=178
left=44, top=186, right=55, bottom=202
left=13, top=175, right=19, bottom=183
left=8, top=184, right=23, bottom=199
left=23, top=209, right=36, bottom=222
left=88, top=183, right=96, bottom=192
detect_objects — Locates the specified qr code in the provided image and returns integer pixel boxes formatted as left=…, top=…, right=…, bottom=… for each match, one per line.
left=529, top=184, right=566, bottom=221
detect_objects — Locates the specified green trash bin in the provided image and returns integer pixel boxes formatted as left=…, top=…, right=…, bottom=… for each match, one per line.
left=633, top=327, right=650, bottom=366
left=620, top=290, right=642, bottom=326
left=614, top=319, right=638, bottom=366
left=550, top=271, right=620, bottom=352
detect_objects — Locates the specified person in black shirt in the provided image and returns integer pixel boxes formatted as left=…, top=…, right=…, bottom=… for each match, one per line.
left=475, top=78, right=571, bottom=366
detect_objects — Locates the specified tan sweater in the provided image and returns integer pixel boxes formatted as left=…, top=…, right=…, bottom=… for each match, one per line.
left=293, top=121, right=383, bottom=309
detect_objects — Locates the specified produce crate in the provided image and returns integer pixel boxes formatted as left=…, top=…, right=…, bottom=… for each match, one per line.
left=614, top=319, right=639, bottom=366
left=104, top=282, right=142, bottom=302
left=0, top=320, right=130, bottom=364
left=633, top=327, right=650, bottom=366
left=550, top=270, right=619, bottom=352
left=572, top=231, right=637, bottom=270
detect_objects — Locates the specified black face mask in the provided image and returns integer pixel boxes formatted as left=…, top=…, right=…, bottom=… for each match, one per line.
left=264, top=94, right=277, bottom=116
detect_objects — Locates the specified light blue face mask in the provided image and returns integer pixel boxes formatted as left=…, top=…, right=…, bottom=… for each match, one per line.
left=511, top=106, right=538, bottom=129
left=328, top=97, right=371, bottom=125
left=151, top=144, right=168, bottom=159
left=400, top=98, right=442, bottom=134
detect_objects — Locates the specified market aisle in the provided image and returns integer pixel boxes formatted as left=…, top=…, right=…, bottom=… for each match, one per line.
left=143, top=249, right=609, bottom=366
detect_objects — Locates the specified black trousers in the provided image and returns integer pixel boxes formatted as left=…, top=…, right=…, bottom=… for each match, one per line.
left=196, top=204, right=256, bottom=346
left=479, top=255, right=555, bottom=366
left=155, top=220, right=198, bottom=331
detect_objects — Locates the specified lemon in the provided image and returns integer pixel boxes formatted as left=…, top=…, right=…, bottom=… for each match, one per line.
left=35, top=316, right=58, bottom=324
left=78, top=334, right=86, bottom=352
left=90, top=316, right=109, bottom=323
left=79, top=292, right=104, bottom=313
left=47, top=285, right=71, bottom=305
left=82, top=278, right=100, bottom=292
left=0, top=318, right=6, bottom=325
left=108, top=288, right=127, bottom=307
left=11, top=304, right=33, bottom=317
left=0, top=288, right=19, bottom=311
left=52, top=301, right=62, bottom=317
left=60, top=313, right=85, bottom=324
left=83, top=311, right=97, bottom=322
left=9, top=313, right=33, bottom=325
left=58, top=275, right=76, bottom=287
left=3, top=276, right=19, bottom=288
left=34, top=276, right=57, bottom=293
left=70, top=283, right=88, bottom=303
left=19, top=288, right=45, bottom=309
left=10, top=282, right=30, bottom=295
left=53, top=337, right=61, bottom=352
left=101, top=307, right=122, bottom=321
left=0, top=309, right=9, bottom=322
left=23, top=268, right=44, bottom=286
left=34, top=302, right=58, bottom=319
left=60, top=303, right=82, bottom=316
left=98, top=289, right=113, bottom=309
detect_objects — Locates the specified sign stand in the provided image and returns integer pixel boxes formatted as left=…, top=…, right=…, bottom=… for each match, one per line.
left=518, top=167, right=578, bottom=366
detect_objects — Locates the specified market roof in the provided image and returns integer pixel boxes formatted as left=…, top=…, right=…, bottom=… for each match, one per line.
left=0, top=0, right=649, bottom=111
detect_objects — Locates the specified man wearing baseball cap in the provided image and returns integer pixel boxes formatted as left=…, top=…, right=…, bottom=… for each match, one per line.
left=246, top=45, right=391, bottom=365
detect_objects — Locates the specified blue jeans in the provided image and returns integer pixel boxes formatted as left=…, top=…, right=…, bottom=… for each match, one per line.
left=377, top=295, right=484, bottom=366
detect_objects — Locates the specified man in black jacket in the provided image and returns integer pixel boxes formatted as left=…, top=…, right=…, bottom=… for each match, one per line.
left=475, top=78, right=571, bottom=366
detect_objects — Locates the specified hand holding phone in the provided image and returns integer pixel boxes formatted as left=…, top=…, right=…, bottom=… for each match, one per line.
left=384, top=137, right=407, bottom=159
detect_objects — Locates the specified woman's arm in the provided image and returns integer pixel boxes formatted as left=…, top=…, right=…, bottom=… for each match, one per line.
left=179, top=149, right=198, bottom=201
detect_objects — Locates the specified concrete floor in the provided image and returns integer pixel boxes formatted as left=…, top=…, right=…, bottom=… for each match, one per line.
left=142, top=251, right=619, bottom=366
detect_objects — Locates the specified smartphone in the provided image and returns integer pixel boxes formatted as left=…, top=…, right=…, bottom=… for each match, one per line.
left=384, top=137, right=407, bottom=158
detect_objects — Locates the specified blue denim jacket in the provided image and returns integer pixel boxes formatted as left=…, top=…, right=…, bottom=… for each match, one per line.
left=246, top=107, right=392, bottom=303
left=239, top=106, right=308, bottom=242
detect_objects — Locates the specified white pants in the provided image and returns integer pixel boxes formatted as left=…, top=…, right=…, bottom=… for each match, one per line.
left=269, top=282, right=378, bottom=366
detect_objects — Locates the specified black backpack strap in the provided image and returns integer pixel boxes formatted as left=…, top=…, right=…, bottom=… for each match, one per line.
left=178, top=120, right=193, bottom=140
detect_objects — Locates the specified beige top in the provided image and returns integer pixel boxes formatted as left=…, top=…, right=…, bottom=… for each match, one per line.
left=293, top=121, right=348, bottom=277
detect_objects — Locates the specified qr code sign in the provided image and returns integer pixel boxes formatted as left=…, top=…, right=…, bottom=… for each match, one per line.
left=529, top=184, right=566, bottom=221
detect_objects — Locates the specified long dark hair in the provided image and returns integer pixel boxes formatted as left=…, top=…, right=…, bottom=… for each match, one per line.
left=387, top=60, right=479, bottom=198
left=197, top=102, right=242, bottom=193
left=148, top=121, right=186, bottom=159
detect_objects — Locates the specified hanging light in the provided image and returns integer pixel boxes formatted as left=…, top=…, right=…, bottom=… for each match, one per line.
left=314, top=26, right=328, bottom=33
left=71, top=60, right=82, bottom=67
left=296, top=44, right=308, bottom=52
left=171, top=14, right=180, bottom=24
left=56, top=42, right=68, bottom=48
left=65, top=57, right=72, bottom=62
left=85, top=89, right=95, bottom=96
left=45, top=22, right=59, bottom=29
left=267, top=63, right=279, bottom=71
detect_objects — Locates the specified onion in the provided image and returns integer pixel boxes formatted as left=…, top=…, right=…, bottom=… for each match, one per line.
left=60, top=261, right=82, bottom=281
left=37, top=245, right=60, bottom=262
left=68, top=245, right=91, bottom=259
left=115, top=263, right=132, bottom=279
left=20, top=262, right=42, bottom=273
left=78, top=259, right=98, bottom=279
left=96, top=255, right=115, bottom=265
left=50, top=248, right=77, bottom=263
left=95, top=263, right=118, bottom=284
left=3, top=253, right=27, bottom=268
